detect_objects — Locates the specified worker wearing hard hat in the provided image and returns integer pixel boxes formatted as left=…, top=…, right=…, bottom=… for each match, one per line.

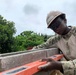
left=33, top=11, right=76, bottom=75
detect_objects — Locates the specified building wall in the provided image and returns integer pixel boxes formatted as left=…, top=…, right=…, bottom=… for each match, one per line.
left=0, top=48, right=59, bottom=75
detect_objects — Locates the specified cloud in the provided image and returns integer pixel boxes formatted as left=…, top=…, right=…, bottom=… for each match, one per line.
left=1, top=0, right=76, bottom=36
left=60, top=0, right=76, bottom=25
left=23, top=4, right=39, bottom=15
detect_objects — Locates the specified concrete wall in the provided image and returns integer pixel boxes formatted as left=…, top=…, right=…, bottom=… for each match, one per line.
left=0, top=48, right=59, bottom=75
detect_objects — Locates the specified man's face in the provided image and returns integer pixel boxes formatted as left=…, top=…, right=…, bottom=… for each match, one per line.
left=49, top=17, right=67, bottom=35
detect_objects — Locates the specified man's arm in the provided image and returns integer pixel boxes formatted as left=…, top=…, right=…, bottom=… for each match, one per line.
left=61, top=59, right=76, bottom=75
left=32, top=35, right=61, bottom=50
left=38, top=58, right=76, bottom=75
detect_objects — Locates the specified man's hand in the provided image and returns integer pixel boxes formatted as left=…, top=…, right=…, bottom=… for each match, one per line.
left=38, top=58, right=63, bottom=73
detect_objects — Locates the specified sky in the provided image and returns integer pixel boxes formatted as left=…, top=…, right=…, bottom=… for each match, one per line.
left=0, top=0, right=76, bottom=36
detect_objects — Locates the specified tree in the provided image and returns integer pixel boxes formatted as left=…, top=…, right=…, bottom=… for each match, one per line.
left=0, top=15, right=51, bottom=53
left=15, top=31, right=50, bottom=50
left=0, top=15, right=16, bottom=53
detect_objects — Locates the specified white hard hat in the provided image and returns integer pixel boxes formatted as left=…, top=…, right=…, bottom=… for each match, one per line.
left=46, top=11, right=65, bottom=28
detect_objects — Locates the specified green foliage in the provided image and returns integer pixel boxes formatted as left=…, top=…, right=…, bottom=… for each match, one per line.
left=0, top=15, right=51, bottom=53
left=0, top=15, right=16, bottom=53
left=15, top=31, right=50, bottom=50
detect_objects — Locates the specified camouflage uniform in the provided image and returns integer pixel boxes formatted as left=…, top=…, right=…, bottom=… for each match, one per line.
left=33, top=26, right=76, bottom=75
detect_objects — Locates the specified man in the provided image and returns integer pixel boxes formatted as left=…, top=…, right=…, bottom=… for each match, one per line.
left=32, top=11, right=76, bottom=75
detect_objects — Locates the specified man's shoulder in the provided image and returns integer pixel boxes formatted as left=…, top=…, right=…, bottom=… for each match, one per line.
left=47, top=34, right=61, bottom=43
left=71, top=26, right=76, bottom=29
left=66, top=26, right=76, bottom=35
left=71, top=26, right=76, bottom=34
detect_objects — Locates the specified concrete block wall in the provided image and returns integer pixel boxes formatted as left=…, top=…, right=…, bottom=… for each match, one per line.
left=0, top=48, right=59, bottom=75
